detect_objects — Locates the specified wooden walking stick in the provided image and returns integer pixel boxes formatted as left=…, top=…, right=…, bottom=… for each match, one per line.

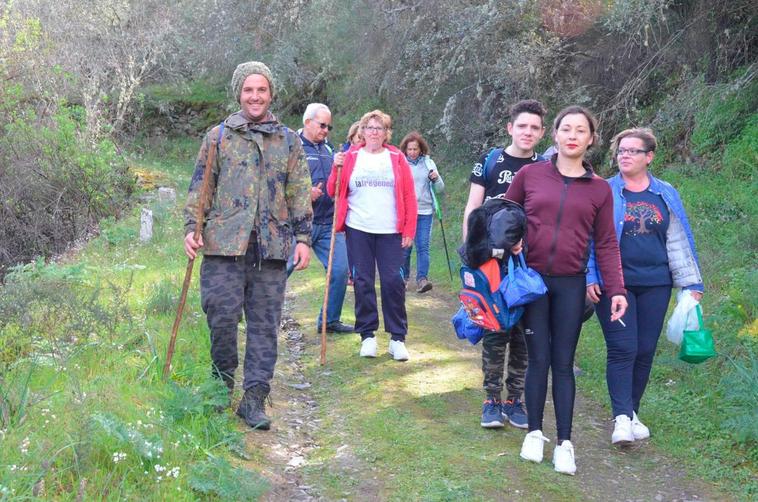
left=320, top=162, right=343, bottom=365
left=163, top=128, right=222, bottom=380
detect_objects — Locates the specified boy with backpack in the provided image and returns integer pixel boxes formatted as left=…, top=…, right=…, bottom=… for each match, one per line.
left=462, top=99, right=547, bottom=429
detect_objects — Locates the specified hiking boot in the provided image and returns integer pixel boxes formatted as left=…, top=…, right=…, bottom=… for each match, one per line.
left=215, top=378, right=234, bottom=412
left=236, top=386, right=271, bottom=430
left=552, top=440, right=577, bottom=475
left=416, top=278, right=433, bottom=293
left=612, top=415, right=634, bottom=445
left=359, top=336, right=377, bottom=358
left=520, top=430, right=550, bottom=463
left=388, top=339, right=409, bottom=361
left=212, top=370, right=235, bottom=412
left=480, top=399, right=505, bottom=428
left=631, top=412, right=650, bottom=440
left=502, top=399, right=528, bottom=429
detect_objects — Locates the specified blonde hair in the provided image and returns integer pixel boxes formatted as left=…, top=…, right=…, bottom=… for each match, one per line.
left=359, top=109, right=393, bottom=143
left=346, top=121, right=363, bottom=145
left=610, top=127, right=657, bottom=154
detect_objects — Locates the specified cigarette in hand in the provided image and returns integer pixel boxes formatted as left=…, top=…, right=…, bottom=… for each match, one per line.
left=616, top=318, right=626, bottom=327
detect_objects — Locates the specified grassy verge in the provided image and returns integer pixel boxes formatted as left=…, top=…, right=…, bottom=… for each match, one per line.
left=0, top=143, right=268, bottom=500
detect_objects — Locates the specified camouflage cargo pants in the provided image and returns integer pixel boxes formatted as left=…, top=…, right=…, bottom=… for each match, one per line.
left=482, top=323, right=527, bottom=400
left=200, top=238, right=286, bottom=392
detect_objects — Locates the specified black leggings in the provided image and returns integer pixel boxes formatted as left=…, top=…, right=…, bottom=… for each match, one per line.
left=523, top=274, right=586, bottom=441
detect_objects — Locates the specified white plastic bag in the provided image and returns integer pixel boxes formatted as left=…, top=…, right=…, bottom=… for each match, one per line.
left=666, top=290, right=700, bottom=345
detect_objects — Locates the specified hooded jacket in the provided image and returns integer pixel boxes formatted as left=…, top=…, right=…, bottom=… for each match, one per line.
left=184, top=111, right=313, bottom=259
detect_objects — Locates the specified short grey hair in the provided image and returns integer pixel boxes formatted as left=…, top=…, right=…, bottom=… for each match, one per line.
left=303, top=103, right=331, bottom=124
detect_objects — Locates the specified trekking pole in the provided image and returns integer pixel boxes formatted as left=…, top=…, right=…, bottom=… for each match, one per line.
left=163, top=131, right=221, bottom=380
left=320, top=163, right=342, bottom=366
left=429, top=183, right=454, bottom=282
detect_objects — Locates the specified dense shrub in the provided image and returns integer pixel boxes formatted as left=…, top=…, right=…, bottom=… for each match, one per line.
left=0, top=104, right=135, bottom=274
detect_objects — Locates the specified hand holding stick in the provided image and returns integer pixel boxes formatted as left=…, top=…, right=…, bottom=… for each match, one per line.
left=164, top=132, right=220, bottom=380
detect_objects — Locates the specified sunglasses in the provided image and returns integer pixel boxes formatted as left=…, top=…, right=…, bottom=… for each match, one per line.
left=314, top=120, right=333, bottom=131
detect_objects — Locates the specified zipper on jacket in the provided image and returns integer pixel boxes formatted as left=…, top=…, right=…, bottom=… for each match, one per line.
left=546, top=178, right=570, bottom=275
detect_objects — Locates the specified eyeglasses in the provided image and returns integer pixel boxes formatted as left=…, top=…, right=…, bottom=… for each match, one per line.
left=362, top=126, right=385, bottom=132
left=616, top=148, right=648, bottom=156
left=314, top=120, right=333, bottom=131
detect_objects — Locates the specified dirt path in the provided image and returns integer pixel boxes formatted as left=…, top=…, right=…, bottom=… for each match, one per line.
left=237, top=292, right=383, bottom=502
left=239, top=281, right=728, bottom=501
left=408, top=287, right=728, bottom=502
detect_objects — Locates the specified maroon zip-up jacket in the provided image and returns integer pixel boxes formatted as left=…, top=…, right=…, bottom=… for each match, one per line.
left=506, top=157, right=626, bottom=298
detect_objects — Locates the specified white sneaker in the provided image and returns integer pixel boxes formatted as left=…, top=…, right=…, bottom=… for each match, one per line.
left=520, top=430, right=550, bottom=463
left=359, top=337, right=377, bottom=358
left=388, top=340, right=409, bottom=361
left=552, top=440, right=577, bottom=475
left=612, top=414, right=634, bottom=445
left=632, top=412, right=650, bottom=440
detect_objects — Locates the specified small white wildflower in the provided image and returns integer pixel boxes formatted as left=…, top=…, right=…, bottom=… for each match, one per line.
left=20, top=437, right=30, bottom=455
left=112, top=452, right=127, bottom=463
left=9, top=465, right=17, bottom=472
left=154, top=464, right=165, bottom=473
left=168, top=467, right=180, bottom=479
left=156, top=476, right=162, bottom=482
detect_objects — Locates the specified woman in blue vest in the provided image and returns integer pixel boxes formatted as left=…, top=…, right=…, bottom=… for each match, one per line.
left=586, top=127, right=704, bottom=446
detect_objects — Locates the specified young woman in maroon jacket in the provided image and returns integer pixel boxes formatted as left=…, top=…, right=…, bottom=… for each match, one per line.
left=506, top=106, right=628, bottom=475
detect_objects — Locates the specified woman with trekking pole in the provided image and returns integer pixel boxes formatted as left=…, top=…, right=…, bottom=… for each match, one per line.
left=506, top=105, right=627, bottom=475
left=327, top=110, right=417, bottom=361
left=399, top=131, right=445, bottom=294
left=586, top=127, right=703, bottom=446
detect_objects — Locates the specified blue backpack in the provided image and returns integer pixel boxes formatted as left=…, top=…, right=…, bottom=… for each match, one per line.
left=452, top=258, right=524, bottom=345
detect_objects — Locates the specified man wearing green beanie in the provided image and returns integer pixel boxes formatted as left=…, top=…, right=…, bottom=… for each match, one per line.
left=184, top=61, right=313, bottom=430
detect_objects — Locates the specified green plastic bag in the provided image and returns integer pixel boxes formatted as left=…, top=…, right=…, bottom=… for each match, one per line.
left=678, top=304, right=717, bottom=364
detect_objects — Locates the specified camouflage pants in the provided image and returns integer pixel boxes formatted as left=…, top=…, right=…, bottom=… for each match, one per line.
left=482, top=323, right=528, bottom=400
left=200, top=239, right=286, bottom=392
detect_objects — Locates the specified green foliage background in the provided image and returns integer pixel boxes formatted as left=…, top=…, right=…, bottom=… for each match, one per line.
left=0, top=0, right=755, bottom=499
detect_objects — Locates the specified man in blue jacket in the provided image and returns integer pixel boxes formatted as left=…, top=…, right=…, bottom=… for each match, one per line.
left=299, top=103, right=353, bottom=333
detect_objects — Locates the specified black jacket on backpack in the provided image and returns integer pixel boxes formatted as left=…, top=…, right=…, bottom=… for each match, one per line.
left=461, top=197, right=526, bottom=269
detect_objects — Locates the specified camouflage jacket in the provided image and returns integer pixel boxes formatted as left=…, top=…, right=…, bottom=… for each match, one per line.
left=184, top=111, right=313, bottom=259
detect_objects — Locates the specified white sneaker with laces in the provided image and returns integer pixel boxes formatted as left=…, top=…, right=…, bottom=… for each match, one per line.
left=612, top=414, right=634, bottom=445
left=632, top=411, right=650, bottom=440
left=388, top=340, right=409, bottom=361
left=359, top=337, right=377, bottom=358
left=520, top=430, right=550, bottom=463
left=553, top=440, right=577, bottom=475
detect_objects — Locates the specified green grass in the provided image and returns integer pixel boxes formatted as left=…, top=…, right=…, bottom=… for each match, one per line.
left=0, top=139, right=267, bottom=500
left=1, top=80, right=755, bottom=500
